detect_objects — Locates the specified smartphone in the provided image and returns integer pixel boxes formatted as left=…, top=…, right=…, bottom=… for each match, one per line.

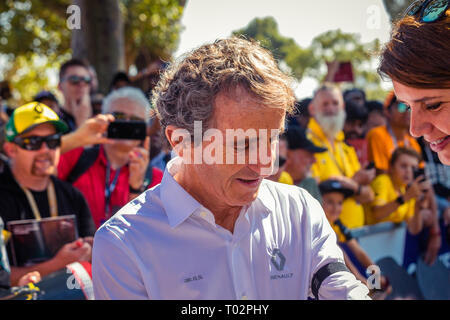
left=413, top=167, right=426, bottom=182
left=366, top=161, right=375, bottom=170
left=107, top=120, right=147, bottom=140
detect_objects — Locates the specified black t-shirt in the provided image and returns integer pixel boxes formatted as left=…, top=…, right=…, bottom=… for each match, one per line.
left=0, top=164, right=96, bottom=239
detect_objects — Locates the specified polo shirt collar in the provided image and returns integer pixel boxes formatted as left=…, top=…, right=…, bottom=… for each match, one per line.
left=160, top=157, right=203, bottom=228
left=254, top=180, right=275, bottom=216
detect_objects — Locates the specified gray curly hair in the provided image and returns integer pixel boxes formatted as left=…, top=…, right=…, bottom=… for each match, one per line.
left=152, top=37, right=296, bottom=137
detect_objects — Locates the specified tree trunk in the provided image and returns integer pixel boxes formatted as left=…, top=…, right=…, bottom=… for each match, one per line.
left=71, top=0, right=125, bottom=94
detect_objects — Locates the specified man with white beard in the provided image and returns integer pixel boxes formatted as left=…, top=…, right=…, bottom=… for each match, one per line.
left=307, top=84, right=375, bottom=230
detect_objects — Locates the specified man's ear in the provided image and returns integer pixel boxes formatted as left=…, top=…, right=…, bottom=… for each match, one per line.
left=165, top=125, right=192, bottom=159
left=2, top=141, right=17, bottom=159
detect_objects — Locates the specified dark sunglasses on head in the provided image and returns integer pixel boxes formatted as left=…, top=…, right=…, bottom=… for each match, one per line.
left=111, top=111, right=144, bottom=122
left=65, top=75, right=92, bottom=85
left=404, top=0, right=449, bottom=22
left=13, top=133, right=62, bottom=151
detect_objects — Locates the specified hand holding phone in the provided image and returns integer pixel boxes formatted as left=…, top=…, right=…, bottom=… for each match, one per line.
left=107, top=120, right=147, bottom=140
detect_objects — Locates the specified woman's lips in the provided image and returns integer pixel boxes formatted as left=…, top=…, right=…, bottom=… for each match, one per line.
left=429, top=136, right=450, bottom=152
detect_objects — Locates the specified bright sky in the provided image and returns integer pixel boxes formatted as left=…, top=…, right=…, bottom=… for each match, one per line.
left=175, top=0, right=393, bottom=98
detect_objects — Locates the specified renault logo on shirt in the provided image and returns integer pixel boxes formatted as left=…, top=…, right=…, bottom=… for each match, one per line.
left=270, top=248, right=286, bottom=271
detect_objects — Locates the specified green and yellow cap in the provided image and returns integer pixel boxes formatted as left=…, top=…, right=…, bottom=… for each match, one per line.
left=5, top=102, right=68, bottom=142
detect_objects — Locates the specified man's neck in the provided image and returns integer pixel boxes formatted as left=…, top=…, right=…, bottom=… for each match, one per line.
left=104, top=145, right=130, bottom=170
left=10, top=165, right=50, bottom=191
left=174, top=165, right=242, bottom=233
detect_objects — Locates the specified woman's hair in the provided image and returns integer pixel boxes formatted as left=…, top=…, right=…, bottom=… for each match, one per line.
left=378, top=8, right=450, bottom=88
left=152, top=36, right=296, bottom=136
left=389, top=147, right=422, bottom=167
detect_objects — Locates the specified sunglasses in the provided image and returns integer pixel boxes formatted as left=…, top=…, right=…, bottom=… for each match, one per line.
left=65, top=75, right=92, bottom=85
left=404, top=0, right=449, bottom=22
left=111, top=111, right=145, bottom=122
left=397, top=102, right=410, bottom=113
left=13, top=133, right=62, bottom=151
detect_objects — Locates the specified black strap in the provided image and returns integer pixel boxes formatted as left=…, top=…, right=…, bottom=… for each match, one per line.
left=311, top=262, right=350, bottom=300
left=66, top=145, right=101, bottom=184
left=335, top=219, right=354, bottom=242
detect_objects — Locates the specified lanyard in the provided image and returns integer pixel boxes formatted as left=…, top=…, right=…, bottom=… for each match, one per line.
left=18, top=180, right=58, bottom=220
left=105, top=162, right=121, bottom=218
left=386, top=123, right=409, bottom=149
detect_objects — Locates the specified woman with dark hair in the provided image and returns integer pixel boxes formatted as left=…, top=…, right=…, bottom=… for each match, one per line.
left=378, top=0, right=450, bottom=165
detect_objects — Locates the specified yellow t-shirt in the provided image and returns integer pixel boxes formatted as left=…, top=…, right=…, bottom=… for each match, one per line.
left=307, top=118, right=364, bottom=228
left=367, top=125, right=422, bottom=172
left=278, top=171, right=294, bottom=185
left=366, top=174, right=415, bottom=224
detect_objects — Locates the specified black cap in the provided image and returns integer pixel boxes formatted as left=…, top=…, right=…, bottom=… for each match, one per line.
left=284, top=126, right=327, bottom=153
left=33, top=90, right=58, bottom=103
left=345, top=100, right=368, bottom=122
left=319, top=179, right=354, bottom=198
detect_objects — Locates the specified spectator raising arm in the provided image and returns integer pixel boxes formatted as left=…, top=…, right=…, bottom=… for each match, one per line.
left=60, top=114, right=115, bottom=154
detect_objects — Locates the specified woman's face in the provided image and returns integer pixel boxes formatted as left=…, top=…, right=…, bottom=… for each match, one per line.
left=393, top=81, right=450, bottom=165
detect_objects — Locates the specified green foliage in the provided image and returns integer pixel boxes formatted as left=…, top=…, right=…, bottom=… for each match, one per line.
left=233, top=17, right=389, bottom=101
left=0, top=0, right=185, bottom=104
left=122, top=0, right=185, bottom=65
left=232, top=17, right=320, bottom=79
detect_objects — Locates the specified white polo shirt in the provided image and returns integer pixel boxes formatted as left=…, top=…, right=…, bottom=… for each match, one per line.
left=92, top=157, right=369, bottom=300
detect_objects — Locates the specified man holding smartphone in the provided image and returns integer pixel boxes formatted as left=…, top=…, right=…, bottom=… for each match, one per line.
left=57, top=87, right=163, bottom=229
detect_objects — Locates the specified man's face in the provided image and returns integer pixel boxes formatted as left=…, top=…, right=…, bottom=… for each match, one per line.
left=343, top=119, right=365, bottom=139
left=311, top=89, right=346, bottom=138
left=58, top=66, right=91, bottom=102
left=181, top=87, right=285, bottom=207
left=7, top=123, right=60, bottom=178
left=107, top=98, right=147, bottom=153
left=390, top=154, right=419, bottom=186
left=286, top=148, right=316, bottom=182
left=312, top=89, right=344, bottom=117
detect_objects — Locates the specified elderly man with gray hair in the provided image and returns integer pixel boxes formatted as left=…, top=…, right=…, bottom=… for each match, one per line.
left=92, top=37, right=370, bottom=300
left=58, top=86, right=163, bottom=230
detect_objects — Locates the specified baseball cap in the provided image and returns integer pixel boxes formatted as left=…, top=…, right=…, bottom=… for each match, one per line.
left=33, top=90, right=58, bottom=104
left=284, top=126, right=327, bottom=153
left=319, top=179, right=354, bottom=198
left=5, top=102, right=68, bottom=142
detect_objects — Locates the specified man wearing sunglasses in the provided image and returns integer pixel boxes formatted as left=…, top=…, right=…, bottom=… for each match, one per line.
left=0, top=102, right=96, bottom=286
left=58, top=59, right=93, bottom=132
left=367, top=91, right=423, bottom=173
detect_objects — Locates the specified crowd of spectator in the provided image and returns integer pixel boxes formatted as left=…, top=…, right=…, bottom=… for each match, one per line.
left=0, top=56, right=449, bottom=299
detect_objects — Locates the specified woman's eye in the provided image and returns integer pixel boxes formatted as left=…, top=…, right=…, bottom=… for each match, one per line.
left=425, top=102, right=442, bottom=110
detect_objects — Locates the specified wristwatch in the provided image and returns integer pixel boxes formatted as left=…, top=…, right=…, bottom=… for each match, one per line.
left=129, top=184, right=147, bottom=194
left=395, top=195, right=405, bottom=205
